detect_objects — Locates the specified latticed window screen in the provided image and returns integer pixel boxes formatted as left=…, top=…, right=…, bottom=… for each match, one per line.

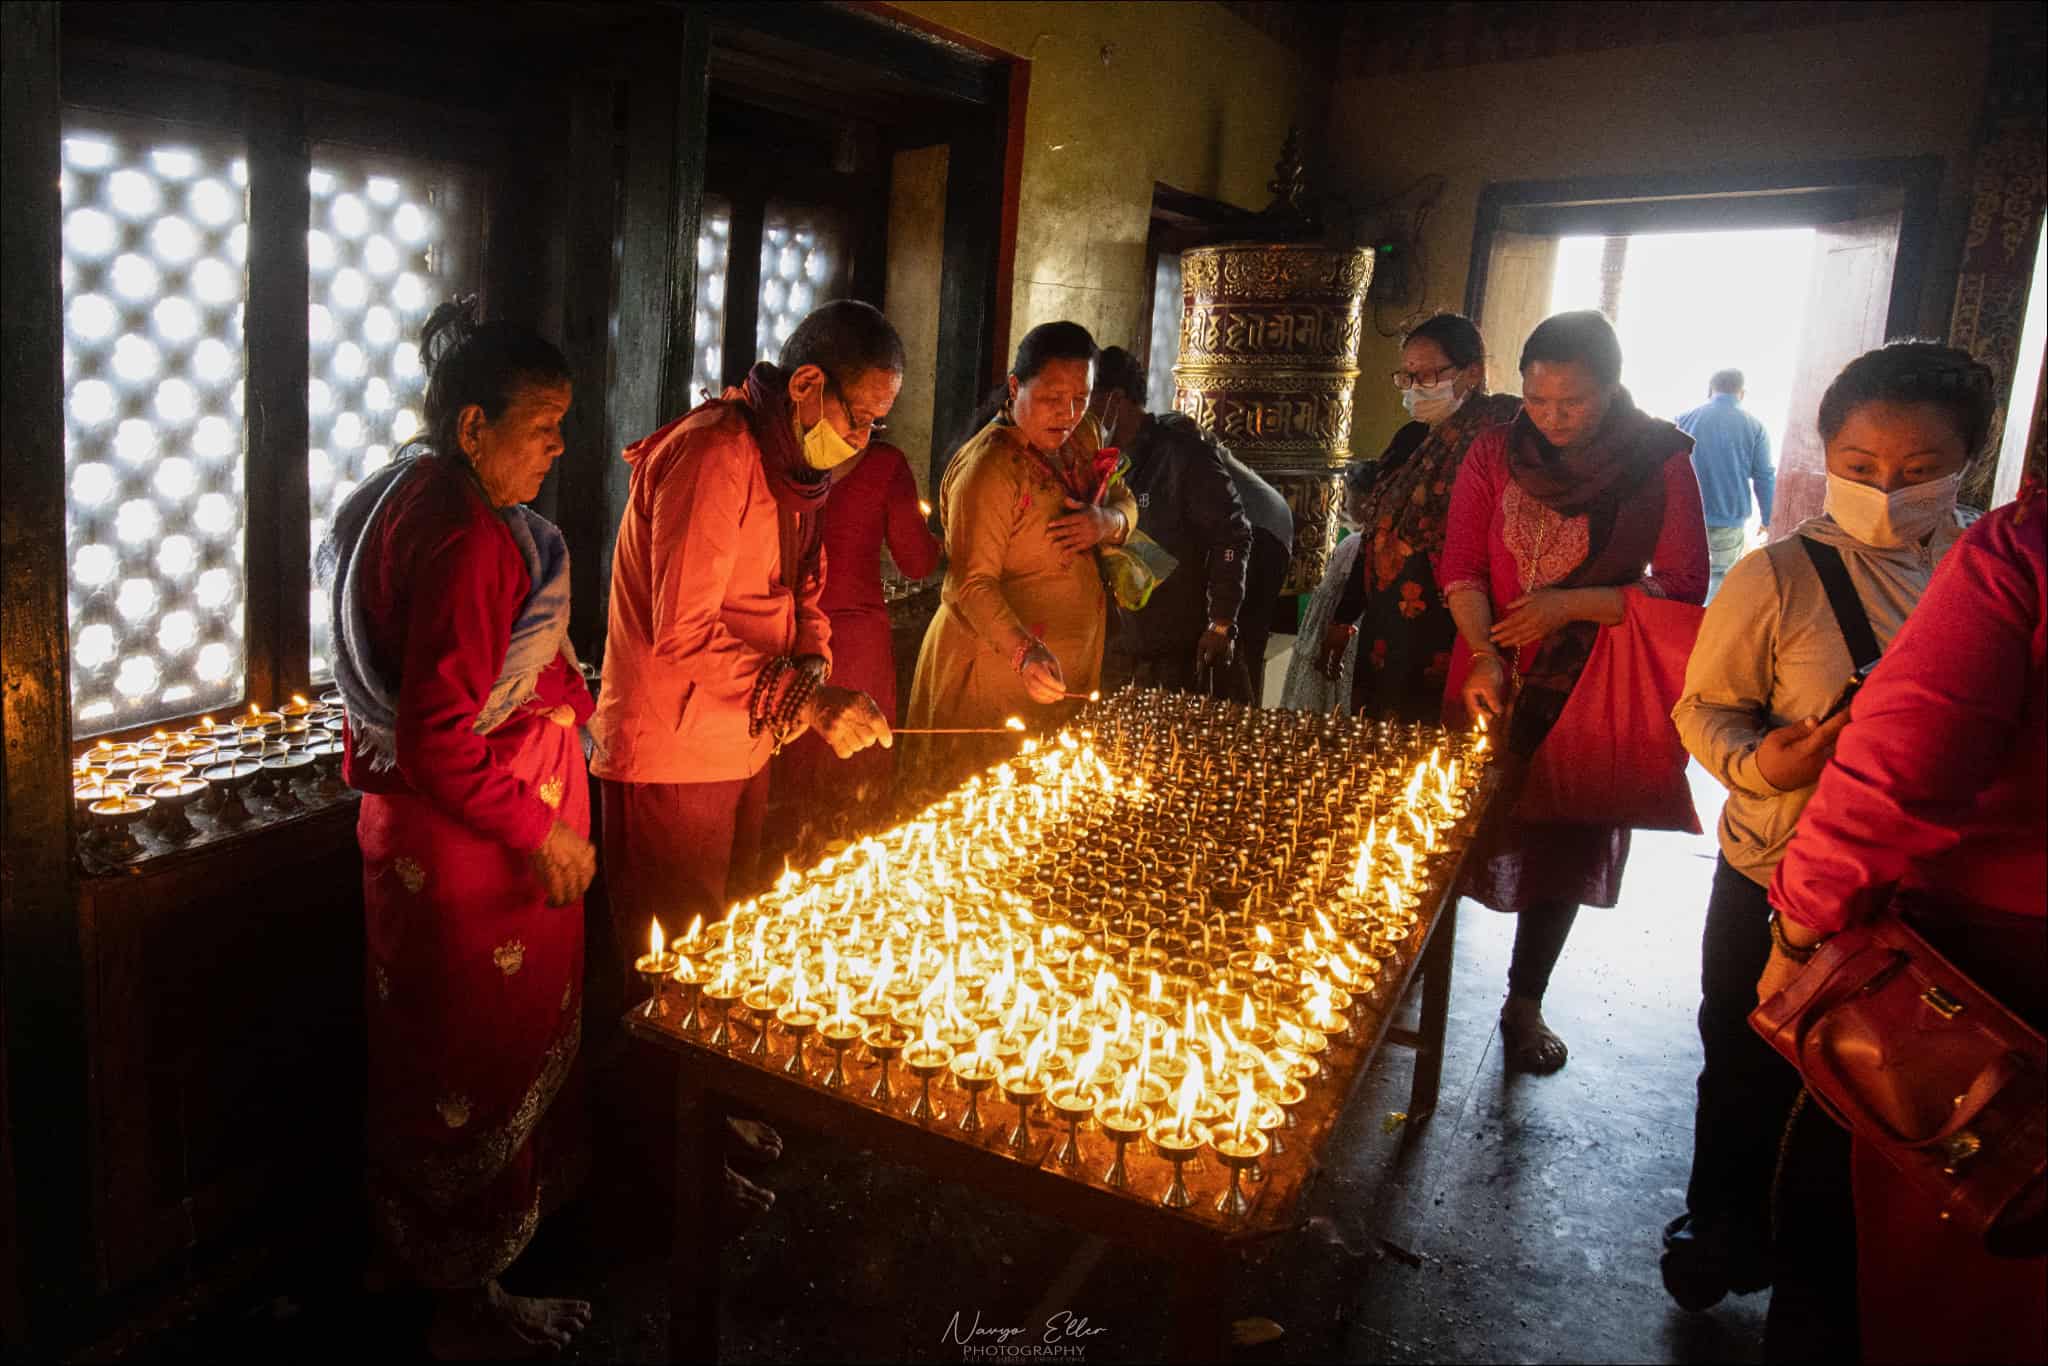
left=755, top=203, right=841, bottom=364
left=1147, top=252, right=1184, bottom=416
left=60, top=117, right=250, bottom=736
left=690, top=198, right=733, bottom=403
left=306, top=149, right=480, bottom=679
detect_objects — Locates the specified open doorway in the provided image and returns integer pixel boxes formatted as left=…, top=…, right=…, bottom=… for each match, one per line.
left=695, top=6, right=1019, bottom=497
left=1470, top=160, right=1939, bottom=533
left=1546, top=227, right=1819, bottom=477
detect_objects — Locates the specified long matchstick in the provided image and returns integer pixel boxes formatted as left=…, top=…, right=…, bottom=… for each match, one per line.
left=894, top=716, right=1029, bottom=736
left=892, top=727, right=1028, bottom=735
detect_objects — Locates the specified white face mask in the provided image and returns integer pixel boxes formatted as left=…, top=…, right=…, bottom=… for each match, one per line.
left=1402, top=377, right=1465, bottom=426
left=1824, top=472, right=1959, bottom=548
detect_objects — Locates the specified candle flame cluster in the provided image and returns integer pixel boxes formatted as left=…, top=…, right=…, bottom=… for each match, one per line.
left=71, top=694, right=347, bottom=848
left=649, top=688, right=1492, bottom=1216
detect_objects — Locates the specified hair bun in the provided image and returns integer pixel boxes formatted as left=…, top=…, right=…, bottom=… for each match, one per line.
left=419, top=296, right=482, bottom=375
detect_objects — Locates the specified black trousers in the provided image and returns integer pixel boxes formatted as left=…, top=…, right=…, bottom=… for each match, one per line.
left=1684, top=854, right=1802, bottom=1242
left=1684, top=854, right=1859, bottom=1361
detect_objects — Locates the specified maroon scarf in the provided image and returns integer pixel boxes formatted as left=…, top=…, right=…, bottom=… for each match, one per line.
left=1502, top=388, right=1691, bottom=758
left=739, top=362, right=832, bottom=595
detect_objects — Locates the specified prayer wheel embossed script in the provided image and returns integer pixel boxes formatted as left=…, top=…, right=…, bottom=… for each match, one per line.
left=1174, top=243, right=1373, bottom=593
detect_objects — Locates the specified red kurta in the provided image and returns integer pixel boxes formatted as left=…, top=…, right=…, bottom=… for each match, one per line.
left=777, top=442, right=940, bottom=816
left=1438, top=431, right=1709, bottom=911
left=342, top=456, right=593, bottom=1290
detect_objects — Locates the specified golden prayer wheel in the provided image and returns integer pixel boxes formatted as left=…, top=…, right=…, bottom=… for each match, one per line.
left=1173, top=242, right=1374, bottom=594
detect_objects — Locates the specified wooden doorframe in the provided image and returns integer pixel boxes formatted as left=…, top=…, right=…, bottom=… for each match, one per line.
left=700, top=1, right=1023, bottom=495
left=1464, top=157, right=1946, bottom=340
left=1, top=3, right=91, bottom=1345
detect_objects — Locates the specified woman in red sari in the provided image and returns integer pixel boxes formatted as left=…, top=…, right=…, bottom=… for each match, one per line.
left=325, top=302, right=596, bottom=1357
left=775, top=439, right=941, bottom=833
left=1440, top=310, right=1707, bottom=1073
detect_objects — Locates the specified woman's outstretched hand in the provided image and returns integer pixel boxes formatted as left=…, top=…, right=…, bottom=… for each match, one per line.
left=1018, top=642, right=1067, bottom=705
left=530, top=820, right=596, bottom=907
left=804, top=685, right=893, bottom=758
left=1461, top=652, right=1508, bottom=722
left=1316, top=623, right=1357, bottom=681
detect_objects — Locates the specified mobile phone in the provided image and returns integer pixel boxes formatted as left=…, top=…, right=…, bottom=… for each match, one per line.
left=1820, top=660, right=1879, bottom=722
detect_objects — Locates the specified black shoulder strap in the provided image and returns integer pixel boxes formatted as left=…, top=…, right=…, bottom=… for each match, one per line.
left=1798, top=537, right=1881, bottom=670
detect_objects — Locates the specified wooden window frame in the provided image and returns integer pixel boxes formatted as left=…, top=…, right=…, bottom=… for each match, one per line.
left=56, top=38, right=514, bottom=744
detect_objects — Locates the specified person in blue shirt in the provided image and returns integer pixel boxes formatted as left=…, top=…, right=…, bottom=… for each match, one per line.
left=1676, top=369, right=1775, bottom=600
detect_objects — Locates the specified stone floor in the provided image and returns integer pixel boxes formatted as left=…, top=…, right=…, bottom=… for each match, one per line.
left=122, top=766, right=1774, bottom=1364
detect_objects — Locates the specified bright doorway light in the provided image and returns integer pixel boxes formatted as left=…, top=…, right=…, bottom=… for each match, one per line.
left=1550, top=228, right=1820, bottom=472
left=1991, top=216, right=2045, bottom=508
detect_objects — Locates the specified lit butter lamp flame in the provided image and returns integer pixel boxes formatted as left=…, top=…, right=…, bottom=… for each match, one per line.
left=1146, top=1064, right=1209, bottom=1209
left=1213, top=1069, right=1269, bottom=1220
left=635, top=917, right=678, bottom=1016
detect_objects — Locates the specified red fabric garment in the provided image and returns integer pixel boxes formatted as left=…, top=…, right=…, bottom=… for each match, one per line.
left=1438, top=434, right=1709, bottom=911
left=779, top=443, right=940, bottom=814
left=600, top=772, right=768, bottom=972
left=341, top=456, right=590, bottom=853
left=1851, top=1135, right=2047, bottom=1365
left=589, top=404, right=832, bottom=785
left=1515, top=588, right=1704, bottom=832
left=358, top=678, right=589, bottom=1287
left=361, top=719, right=587, bottom=1289
left=1771, top=491, right=2048, bottom=936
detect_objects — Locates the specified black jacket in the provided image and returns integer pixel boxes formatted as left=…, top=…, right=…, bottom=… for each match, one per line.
left=1117, top=413, right=1253, bottom=660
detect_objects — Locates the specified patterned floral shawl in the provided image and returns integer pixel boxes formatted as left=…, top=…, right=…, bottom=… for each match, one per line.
left=1356, top=391, right=1523, bottom=583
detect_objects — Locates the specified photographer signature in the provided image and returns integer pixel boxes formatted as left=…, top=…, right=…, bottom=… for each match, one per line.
left=943, top=1308, right=1108, bottom=1346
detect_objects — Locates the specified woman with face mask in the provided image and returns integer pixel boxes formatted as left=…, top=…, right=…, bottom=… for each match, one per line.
left=1313, top=313, right=1523, bottom=721
left=1660, top=342, right=1991, bottom=1328
left=592, top=297, right=898, bottom=999
left=1439, top=310, right=1710, bottom=1075
left=907, top=322, right=1136, bottom=780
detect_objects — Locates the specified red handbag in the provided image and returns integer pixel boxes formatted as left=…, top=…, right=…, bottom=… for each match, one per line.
left=1750, top=912, right=2048, bottom=1253
left=1512, top=588, right=1703, bottom=833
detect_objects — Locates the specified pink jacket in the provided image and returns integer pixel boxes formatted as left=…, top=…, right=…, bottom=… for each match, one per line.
left=1771, top=491, right=2047, bottom=934
left=589, top=405, right=831, bottom=784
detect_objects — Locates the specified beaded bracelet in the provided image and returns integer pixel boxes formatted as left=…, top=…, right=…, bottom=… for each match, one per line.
left=769, top=670, right=819, bottom=753
left=1768, top=910, right=1821, bottom=964
left=780, top=670, right=818, bottom=734
left=747, top=656, right=795, bottom=738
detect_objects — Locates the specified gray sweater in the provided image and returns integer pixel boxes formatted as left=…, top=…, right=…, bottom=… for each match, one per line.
left=1672, top=511, right=1964, bottom=888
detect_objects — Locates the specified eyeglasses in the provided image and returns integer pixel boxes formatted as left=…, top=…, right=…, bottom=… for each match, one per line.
left=1390, top=363, right=1463, bottom=391
left=827, top=378, right=886, bottom=437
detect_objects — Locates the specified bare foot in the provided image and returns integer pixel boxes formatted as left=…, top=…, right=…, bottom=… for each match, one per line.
left=726, top=1163, right=775, bottom=1219
left=725, top=1115, right=782, bottom=1164
left=427, top=1280, right=592, bottom=1360
left=1500, top=995, right=1569, bottom=1074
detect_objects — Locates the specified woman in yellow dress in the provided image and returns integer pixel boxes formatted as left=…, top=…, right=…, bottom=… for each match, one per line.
left=907, top=322, right=1137, bottom=772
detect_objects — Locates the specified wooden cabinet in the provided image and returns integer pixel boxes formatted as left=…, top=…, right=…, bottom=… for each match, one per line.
left=78, top=808, right=366, bottom=1291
